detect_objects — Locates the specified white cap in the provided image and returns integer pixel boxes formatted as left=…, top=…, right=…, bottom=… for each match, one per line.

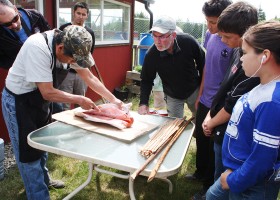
left=150, top=16, right=176, bottom=34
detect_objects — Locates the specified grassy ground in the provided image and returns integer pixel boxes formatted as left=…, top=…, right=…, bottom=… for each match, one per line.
left=0, top=96, right=203, bottom=200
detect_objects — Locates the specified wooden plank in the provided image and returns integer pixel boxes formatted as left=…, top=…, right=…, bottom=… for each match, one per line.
left=126, top=71, right=141, bottom=81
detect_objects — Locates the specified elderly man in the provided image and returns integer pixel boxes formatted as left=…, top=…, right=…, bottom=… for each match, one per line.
left=138, top=16, right=205, bottom=118
left=2, top=25, right=122, bottom=200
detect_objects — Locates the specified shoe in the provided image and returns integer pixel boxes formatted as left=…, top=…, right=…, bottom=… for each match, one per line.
left=48, top=179, right=65, bottom=189
left=185, top=172, right=204, bottom=181
left=191, top=189, right=207, bottom=200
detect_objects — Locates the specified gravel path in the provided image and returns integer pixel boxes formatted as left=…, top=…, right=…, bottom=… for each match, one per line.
left=3, top=143, right=16, bottom=174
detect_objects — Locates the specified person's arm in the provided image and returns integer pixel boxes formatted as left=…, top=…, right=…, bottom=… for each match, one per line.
left=0, top=52, right=15, bottom=69
left=37, top=82, right=96, bottom=110
left=138, top=49, right=156, bottom=114
left=203, top=108, right=231, bottom=136
left=192, top=38, right=205, bottom=84
left=195, top=66, right=206, bottom=109
left=28, top=9, right=51, bottom=31
left=75, top=67, right=122, bottom=107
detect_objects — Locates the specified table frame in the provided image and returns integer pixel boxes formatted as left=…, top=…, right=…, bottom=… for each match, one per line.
left=28, top=114, right=194, bottom=199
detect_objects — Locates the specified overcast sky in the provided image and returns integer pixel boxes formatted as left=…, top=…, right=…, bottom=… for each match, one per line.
left=135, top=0, right=279, bottom=23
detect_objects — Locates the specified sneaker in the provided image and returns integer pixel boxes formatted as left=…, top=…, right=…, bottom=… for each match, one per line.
left=48, top=179, right=65, bottom=189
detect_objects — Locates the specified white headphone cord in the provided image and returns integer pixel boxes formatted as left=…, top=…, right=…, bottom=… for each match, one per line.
left=231, top=61, right=263, bottom=98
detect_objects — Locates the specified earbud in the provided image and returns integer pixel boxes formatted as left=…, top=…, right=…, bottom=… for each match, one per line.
left=261, top=55, right=267, bottom=63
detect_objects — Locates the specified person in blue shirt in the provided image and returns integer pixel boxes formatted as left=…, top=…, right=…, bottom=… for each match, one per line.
left=206, top=20, right=280, bottom=200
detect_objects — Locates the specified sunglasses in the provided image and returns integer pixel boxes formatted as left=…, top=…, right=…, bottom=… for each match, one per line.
left=0, top=13, right=20, bottom=27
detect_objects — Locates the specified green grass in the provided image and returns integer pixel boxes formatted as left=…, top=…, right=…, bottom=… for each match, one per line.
left=0, top=96, right=202, bottom=199
left=0, top=141, right=201, bottom=200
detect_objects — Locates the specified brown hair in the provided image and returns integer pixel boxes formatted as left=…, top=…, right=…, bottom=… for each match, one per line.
left=243, top=21, right=280, bottom=64
left=217, top=1, right=258, bottom=36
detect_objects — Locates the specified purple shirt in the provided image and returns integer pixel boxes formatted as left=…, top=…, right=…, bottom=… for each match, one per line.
left=200, top=31, right=232, bottom=108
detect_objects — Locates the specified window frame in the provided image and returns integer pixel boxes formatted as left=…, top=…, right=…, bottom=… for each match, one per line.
left=56, top=0, right=131, bottom=46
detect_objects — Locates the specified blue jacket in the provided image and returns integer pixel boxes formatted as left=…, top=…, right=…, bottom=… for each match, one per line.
left=223, top=81, right=280, bottom=192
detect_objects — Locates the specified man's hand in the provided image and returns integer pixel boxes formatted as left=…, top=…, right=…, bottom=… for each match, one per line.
left=79, top=96, right=99, bottom=111
left=202, top=111, right=213, bottom=136
left=220, top=169, right=232, bottom=190
left=138, top=105, right=149, bottom=115
left=110, top=98, right=124, bottom=109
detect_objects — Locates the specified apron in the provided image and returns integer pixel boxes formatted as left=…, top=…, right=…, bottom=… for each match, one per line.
left=12, top=31, right=67, bottom=162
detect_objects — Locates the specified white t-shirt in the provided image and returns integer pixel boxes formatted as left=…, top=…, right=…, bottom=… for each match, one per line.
left=6, top=30, right=55, bottom=95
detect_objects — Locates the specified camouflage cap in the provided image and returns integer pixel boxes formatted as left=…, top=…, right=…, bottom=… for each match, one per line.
left=63, top=25, right=94, bottom=68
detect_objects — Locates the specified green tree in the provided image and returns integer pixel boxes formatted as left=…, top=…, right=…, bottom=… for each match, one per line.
left=134, top=11, right=148, bottom=19
left=258, top=7, right=266, bottom=22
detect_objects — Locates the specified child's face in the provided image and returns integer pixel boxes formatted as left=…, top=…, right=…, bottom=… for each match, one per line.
left=219, top=31, right=241, bottom=48
left=240, top=40, right=261, bottom=77
left=205, top=16, right=219, bottom=34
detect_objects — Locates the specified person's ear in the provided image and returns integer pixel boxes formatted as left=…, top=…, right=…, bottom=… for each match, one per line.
left=171, top=31, right=177, bottom=39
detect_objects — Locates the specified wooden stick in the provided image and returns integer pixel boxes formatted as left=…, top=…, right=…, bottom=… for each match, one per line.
left=130, top=135, right=173, bottom=180
left=147, top=116, right=194, bottom=182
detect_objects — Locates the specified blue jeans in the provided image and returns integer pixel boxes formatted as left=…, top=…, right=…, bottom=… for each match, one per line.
left=206, top=175, right=280, bottom=200
left=165, top=87, right=199, bottom=118
left=214, top=142, right=225, bottom=181
left=2, top=89, right=50, bottom=200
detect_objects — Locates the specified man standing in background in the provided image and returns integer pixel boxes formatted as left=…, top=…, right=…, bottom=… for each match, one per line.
left=56, top=2, right=95, bottom=111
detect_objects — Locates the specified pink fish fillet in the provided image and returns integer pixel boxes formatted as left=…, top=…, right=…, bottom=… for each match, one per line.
left=75, top=103, right=134, bottom=129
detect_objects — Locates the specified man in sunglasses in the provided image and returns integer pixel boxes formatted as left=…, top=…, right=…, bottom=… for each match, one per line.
left=0, top=0, right=50, bottom=69
left=138, top=16, right=205, bottom=118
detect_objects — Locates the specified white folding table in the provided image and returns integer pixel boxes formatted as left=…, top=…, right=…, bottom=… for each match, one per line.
left=28, top=113, right=194, bottom=199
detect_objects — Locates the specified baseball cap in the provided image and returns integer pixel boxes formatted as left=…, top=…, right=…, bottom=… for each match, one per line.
left=63, top=25, right=94, bottom=68
left=150, top=16, right=176, bottom=34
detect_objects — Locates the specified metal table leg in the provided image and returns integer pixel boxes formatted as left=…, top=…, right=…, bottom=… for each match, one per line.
left=157, top=177, right=173, bottom=193
left=129, top=176, right=136, bottom=200
left=63, top=162, right=93, bottom=200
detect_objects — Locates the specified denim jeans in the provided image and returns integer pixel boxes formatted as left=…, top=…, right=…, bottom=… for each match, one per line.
left=165, top=87, right=199, bottom=118
left=214, top=142, right=225, bottom=181
left=206, top=175, right=280, bottom=200
left=206, top=177, right=229, bottom=200
left=2, top=88, right=50, bottom=200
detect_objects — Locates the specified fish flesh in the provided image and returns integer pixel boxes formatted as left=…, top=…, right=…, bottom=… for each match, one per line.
left=74, top=103, right=134, bottom=129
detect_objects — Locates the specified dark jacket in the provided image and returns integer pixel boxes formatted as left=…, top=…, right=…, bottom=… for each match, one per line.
left=0, top=8, right=50, bottom=69
left=210, top=48, right=260, bottom=144
left=140, top=33, right=205, bottom=105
